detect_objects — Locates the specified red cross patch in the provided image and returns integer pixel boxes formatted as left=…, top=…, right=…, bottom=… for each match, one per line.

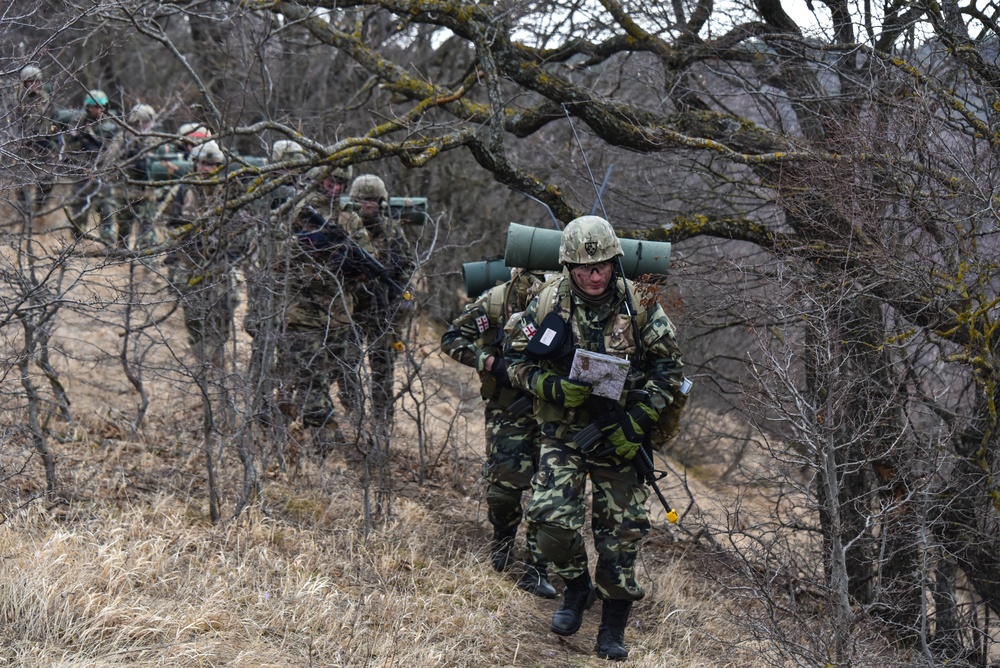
left=474, top=314, right=490, bottom=333
left=523, top=322, right=537, bottom=339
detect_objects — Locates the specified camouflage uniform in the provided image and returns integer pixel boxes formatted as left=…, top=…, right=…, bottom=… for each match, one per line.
left=153, top=144, right=236, bottom=370
left=504, top=215, right=684, bottom=660
left=342, top=175, right=416, bottom=428
left=11, top=67, right=59, bottom=212
left=62, top=91, right=124, bottom=244
left=267, top=153, right=368, bottom=450
left=440, top=271, right=556, bottom=597
left=118, top=104, right=173, bottom=251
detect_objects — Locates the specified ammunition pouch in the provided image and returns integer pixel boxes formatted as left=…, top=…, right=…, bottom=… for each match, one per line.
left=508, top=394, right=534, bottom=418
left=651, top=378, right=692, bottom=448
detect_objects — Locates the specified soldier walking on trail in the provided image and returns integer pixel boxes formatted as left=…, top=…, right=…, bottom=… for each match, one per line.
left=119, top=103, right=169, bottom=252
left=343, top=174, right=416, bottom=432
left=504, top=216, right=686, bottom=661
left=12, top=65, right=60, bottom=214
left=62, top=89, right=124, bottom=245
left=154, top=140, right=235, bottom=373
left=265, top=142, right=364, bottom=455
left=440, top=269, right=557, bottom=599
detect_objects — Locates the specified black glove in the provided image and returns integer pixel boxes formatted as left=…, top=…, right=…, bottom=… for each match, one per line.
left=490, top=356, right=511, bottom=386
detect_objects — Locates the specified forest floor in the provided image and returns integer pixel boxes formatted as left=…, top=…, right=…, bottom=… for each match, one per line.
left=0, top=208, right=829, bottom=667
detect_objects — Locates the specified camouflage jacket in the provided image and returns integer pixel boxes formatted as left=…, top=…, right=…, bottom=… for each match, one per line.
left=441, top=281, right=522, bottom=404
left=504, top=271, right=684, bottom=434
left=275, top=188, right=361, bottom=331
left=62, top=110, right=123, bottom=174
left=14, top=88, right=59, bottom=154
left=344, top=211, right=415, bottom=293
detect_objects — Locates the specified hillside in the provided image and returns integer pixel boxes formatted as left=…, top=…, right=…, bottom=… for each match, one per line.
left=0, top=221, right=762, bottom=667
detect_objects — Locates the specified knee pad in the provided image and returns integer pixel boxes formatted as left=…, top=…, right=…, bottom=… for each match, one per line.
left=535, top=523, right=584, bottom=565
left=486, top=484, right=522, bottom=517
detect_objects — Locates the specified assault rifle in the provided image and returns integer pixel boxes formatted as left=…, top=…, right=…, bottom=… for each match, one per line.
left=297, top=207, right=410, bottom=300
left=635, top=447, right=680, bottom=524
left=573, top=394, right=680, bottom=524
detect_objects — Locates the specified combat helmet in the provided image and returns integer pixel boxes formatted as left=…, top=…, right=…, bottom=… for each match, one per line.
left=19, top=65, right=42, bottom=84
left=349, top=174, right=388, bottom=202
left=190, top=140, right=225, bottom=165
left=558, top=215, right=623, bottom=265
left=130, top=103, right=156, bottom=126
left=271, top=139, right=305, bottom=162
left=83, top=89, right=109, bottom=108
left=330, top=165, right=353, bottom=181
left=510, top=268, right=547, bottom=308
left=179, top=123, right=211, bottom=140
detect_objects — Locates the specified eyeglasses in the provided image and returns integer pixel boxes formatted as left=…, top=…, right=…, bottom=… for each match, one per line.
left=569, top=261, right=613, bottom=275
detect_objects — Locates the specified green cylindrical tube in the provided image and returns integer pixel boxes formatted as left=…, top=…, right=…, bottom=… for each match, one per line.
left=504, top=222, right=671, bottom=277
left=462, top=258, right=512, bottom=298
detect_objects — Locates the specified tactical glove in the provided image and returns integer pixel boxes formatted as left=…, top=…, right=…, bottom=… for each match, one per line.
left=607, top=402, right=659, bottom=460
left=534, top=371, right=592, bottom=408
left=490, top=356, right=511, bottom=387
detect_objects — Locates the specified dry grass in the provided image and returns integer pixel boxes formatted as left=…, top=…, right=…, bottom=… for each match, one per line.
left=0, top=482, right=735, bottom=667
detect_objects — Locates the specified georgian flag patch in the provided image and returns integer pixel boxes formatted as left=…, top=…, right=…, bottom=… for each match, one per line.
left=523, top=322, right=537, bottom=338
left=474, top=313, right=490, bottom=334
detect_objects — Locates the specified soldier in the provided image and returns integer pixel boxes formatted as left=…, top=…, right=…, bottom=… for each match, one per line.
left=440, top=269, right=557, bottom=599
left=304, top=164, right=353, bottom=219
left=343, top=174, right=416, bottom=430
left=155, top=140, right=235, bottom=372
left=268, top=146, right=369, bottom=454
left=504, top=216, right=685, bottom=661
left=62, top=88, right=124, bottom=244
left=177, top=123, right=212, bottom=159
left=13, top=65, right=59, bottom=213
left=119, top=103, right=168, bottom=251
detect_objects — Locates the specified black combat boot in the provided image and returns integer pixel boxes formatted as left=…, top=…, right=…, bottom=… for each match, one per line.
left=516, top=563, right=557, bottom=599
left=489, top=528, right=517, bottom=572
left=550, top=572, right=596, bottom=636
left=594, top=599, right=633, bottom=661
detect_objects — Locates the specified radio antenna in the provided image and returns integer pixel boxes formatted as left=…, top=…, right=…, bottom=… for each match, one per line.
left=564, top=103, right=610, bottom=221
left=509, top=187, right=562, bottom=230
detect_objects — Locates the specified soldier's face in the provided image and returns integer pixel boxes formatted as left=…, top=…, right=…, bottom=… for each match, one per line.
left=86, top=104, right=104, bottom=120
left=321, top=176, right=347, bottom=197
left=23, top=78, right=41, bottom=92
left=570, top=261, right=614, bottom=296
left=358, top=197, right=380, bottom=219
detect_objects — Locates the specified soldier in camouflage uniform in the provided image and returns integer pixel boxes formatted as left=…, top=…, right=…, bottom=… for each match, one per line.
left=12, top=65, right=59, bottom=213
left=268, top=142, right=366, bottom=453
left=504, top=216, right=685, bottom=661
left=119, top=103, right=170, bottom=252
left=343, top=174, right=415, bottom=431
left=440, top=269, right=556, bottom=599
left=154, top=140, right=235, bottom=372
left=63, top=89, right=124, bottom=244
left=304, top=164, right=353, bottom=218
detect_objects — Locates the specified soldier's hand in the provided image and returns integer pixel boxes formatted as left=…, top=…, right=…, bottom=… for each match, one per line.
left=490, top=356, right=511, bottom=386
left=534, top=371, right=591, bottom=408
left=607, top=403, right=659, bottom=460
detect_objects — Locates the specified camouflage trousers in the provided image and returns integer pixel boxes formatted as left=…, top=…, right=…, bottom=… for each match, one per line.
left=117, top=190, right=160, bottom=251
left=170, top=268, right=234, bottom=371
left=276, top=327, right=360, bottom=429
left=484, top=400, right=548, bottom=568
left=66, top=178, right=122, bottom=245
left=526, top=425, right=651, bottom=601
